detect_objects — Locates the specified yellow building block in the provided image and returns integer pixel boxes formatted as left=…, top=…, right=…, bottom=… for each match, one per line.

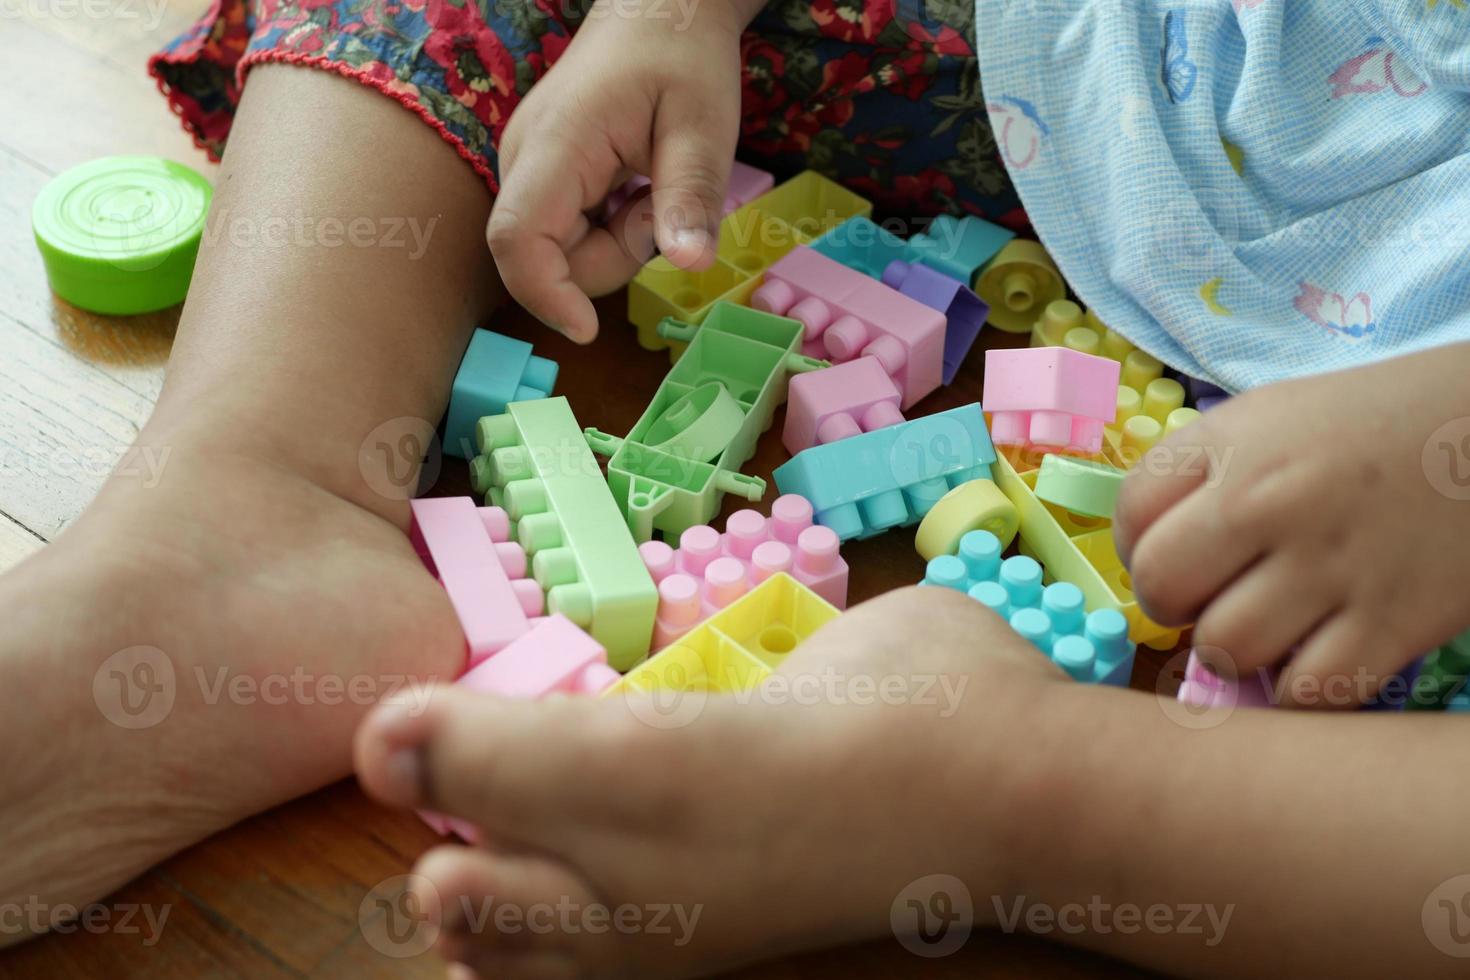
left=992, top=447, right=1181, bottom=650
left=628, top=172, right=873, bottom=358
left=606, top=572, right=839, bottom=695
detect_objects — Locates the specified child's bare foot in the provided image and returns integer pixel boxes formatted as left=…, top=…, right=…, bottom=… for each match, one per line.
left=354, top=587, right=1061, bottom=978
left=0, top=417, right=465, bottom=941
left=1114, top=344, right=1470, bottom=706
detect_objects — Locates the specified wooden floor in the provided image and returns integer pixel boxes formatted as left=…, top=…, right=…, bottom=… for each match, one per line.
left=0, top=7, right=1166, bottom=977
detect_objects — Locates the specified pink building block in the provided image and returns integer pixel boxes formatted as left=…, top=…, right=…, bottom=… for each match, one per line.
left=420, top=614, right=618, bottom=841
left=783, top=357, right=906, bottom=454
left=636, top=494, right=848, bottom=649
left=409, top=497, right=545, bottom=666
left=750, top=245, right=945, bottom=410
left=982, top=346, right=1121, bottom=454
left=603, top=161, right=775, bottom=220
left=1176, top=649, right=1276, bottom=709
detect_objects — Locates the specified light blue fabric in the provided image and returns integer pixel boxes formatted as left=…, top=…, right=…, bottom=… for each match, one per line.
left=974, top=0, right=1470, bottom=393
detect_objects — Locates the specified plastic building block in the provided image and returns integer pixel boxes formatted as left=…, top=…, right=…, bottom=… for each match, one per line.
left=602, top=161, right=775, bottom=220
left=809, top=217, right=991, bottom=385
left=408, top=497, right=545, bottom=665
left=444, top=329, right=559, bottom=459
left=993, top=447, right=1181, bottom=649
left=921, top=530, right=1135, bottom=685
left=456, top=613, right=620, bottom=698
left=1176, top=649, right=1275, bottom=709
left=882, top=262, right=990, bottom=386
left=608, top=572, right=839, bottom=695
left=783, top=358, right=905, bottom=454
left=34, top=156, right=212, bottom=315
left=773, top=403, right=996, bottom=541
left=1034, top=456, right=1126, bottom=520
left=907, top=214, right=1015, bottom=287
left=751, top=245, right=946, bottom=409
left=913, top=478, right=1018, bottom=560
left=628, top=171, right=871, bottom=354
left=983, top=346, right=1121, bottom=454
left=638, top=495, right=848, bottom=649
left=587, top=303, right=827, bottom=542
left=468, top=397, right=656, bottom=670
left=976, top=239, right=1065, bottom=333
left=1030, top=302, right=1137, bottom=364
left=1406, top=631, right=1470, bottom=711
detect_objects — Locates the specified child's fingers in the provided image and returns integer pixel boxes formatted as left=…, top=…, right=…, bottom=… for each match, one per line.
left=487, top=138, right=613, bottom=343
left=648, top=89, right=738, bottom=271
left=565, top=188, right=657, bottom=297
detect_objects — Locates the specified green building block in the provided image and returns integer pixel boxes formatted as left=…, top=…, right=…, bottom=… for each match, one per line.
left=1406, top=630, right=1470, bottom=711
left=586, top=302, right=828, bottom=542
left=470, top=397, right=657, bottom=670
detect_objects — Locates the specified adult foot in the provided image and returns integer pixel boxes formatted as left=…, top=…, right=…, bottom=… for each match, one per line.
left=0, top=421, right=466, bottom=942
left=354, top=586, right=1061, bottom=978
left=1114, top=344, right=1470, bottom=706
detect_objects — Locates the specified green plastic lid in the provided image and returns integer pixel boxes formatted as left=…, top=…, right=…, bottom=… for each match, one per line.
left=32, top=156, right=212, bottom=315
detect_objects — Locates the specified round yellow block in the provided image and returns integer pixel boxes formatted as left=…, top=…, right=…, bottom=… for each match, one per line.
left=914, top=478, right=1020, bottom=561
left=976, top=240, right=1066, bottom=334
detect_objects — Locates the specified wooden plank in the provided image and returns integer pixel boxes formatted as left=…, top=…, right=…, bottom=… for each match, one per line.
left=0, top=312, right=156, bottom=537
left=0, top=18, right=212, bottom=175
left=0, top=514, right=43, bottom=567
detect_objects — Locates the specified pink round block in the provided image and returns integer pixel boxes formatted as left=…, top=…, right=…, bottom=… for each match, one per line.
left=639, top=540, right=676, bottom=581
left=511, top=579, right=545, bottom=617
left=679, top=524, right=722, bottom=575
left=861, top=400, right=905, bottom=432
left=725, top=509, right=768, bottom=559
left=479, top=506, right=511, bottom=542
left=823, top=315, right=870, bottom=362
left=751, top=541, right=793, bottom=584
left=770, top=494, right=813, bottom=543
left=863, top=335, right=908, bottom=375
left=703, top=557, right=748, bottom=609
left=790, top=297, right=833, bottom=341
left=751, top=280, right=794, bottom=316
left=795, top=525, right=840, bottom=573
left=658, top=574, right=702, bottom=627
left=989, top=410, right=1028, bottom=446
left=1029, top=410, right=1073, bottom=447
left=494, top=542, right=527, bottom=580
left=815, top=412, right=862, bottom=445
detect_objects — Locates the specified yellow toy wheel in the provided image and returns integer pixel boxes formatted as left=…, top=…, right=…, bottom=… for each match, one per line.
left=914, top=479, right=1019, bottom=561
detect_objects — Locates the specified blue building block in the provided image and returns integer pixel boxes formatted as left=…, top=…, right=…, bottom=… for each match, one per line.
left=921, top=529, right=1135, bottom=686
left=907, top=215, right=1015, bottom=286
left=444, top=329, right=558, bottom=459
left=810, top=217, right=990, bottom=385
left=772, top=403, right=994, bottom=541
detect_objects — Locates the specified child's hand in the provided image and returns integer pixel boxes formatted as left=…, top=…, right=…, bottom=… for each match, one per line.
left=487, top=0, right=761, bottom=342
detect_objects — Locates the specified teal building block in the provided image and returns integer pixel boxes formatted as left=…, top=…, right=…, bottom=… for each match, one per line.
left=444, top=329, right=559, bottom=459
left=920, top=530, right=1135, bottom=686
left=906, top=215, right=1015, bottom=286
left=586, top=302, right=828, bottom=542
left=809, top=216, right=921, bottom=279
left=773, top=403, right=995, bottom=541
left=469, top=397, right=655, bottom=670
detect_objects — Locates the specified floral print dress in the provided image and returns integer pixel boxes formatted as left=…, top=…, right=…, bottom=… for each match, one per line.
left=149, top=0, right=1025, bottom=226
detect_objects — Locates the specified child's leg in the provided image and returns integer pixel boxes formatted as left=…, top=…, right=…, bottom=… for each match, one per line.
left=358, top=587, right=1469, bottom=979
left=0, top=64, right=507, bottom=935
